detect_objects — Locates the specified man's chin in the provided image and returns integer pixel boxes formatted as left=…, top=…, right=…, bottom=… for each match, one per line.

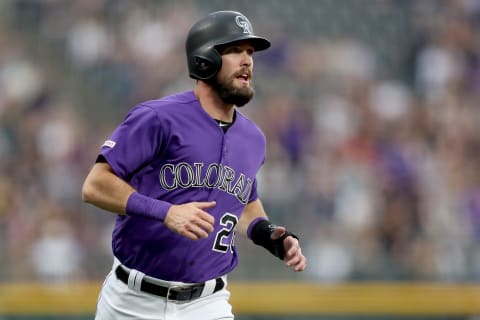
left=232, top=87, right=254, bottom=106
left=210, top=77, right=254, bottom=106
left=222, top=93, right=253, bottom=107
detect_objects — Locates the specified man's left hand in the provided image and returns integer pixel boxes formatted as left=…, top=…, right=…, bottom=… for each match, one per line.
left=271, top=227, right=307, bottom=272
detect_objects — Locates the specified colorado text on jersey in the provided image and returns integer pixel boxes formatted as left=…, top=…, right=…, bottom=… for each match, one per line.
left=159, top=162, right=253, bottom=204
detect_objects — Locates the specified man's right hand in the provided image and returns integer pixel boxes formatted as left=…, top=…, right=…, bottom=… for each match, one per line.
left=164, top=201, right=216, bottom=240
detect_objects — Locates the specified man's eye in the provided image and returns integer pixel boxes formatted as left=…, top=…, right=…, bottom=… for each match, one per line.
left=229, top=47, right=241, bottom=53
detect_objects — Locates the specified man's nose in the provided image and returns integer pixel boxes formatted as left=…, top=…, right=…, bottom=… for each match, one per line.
left=240, top=52, right=253, bottom=67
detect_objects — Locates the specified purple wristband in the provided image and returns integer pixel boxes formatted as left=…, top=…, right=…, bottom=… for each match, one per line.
left=126, top=192, right=172, bottom=221
left=247, top=217, right=268, bottom=239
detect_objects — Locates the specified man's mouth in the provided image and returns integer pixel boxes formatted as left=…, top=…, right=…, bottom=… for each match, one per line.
left=235, top=71, right=251, bottom=84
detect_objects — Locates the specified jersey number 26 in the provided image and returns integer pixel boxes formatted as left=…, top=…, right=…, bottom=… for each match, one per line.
left=213, top=213, right=238, bottom=253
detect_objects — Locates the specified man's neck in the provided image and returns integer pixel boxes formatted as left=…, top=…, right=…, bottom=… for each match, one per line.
left=194, top=82, right=234, bottom=123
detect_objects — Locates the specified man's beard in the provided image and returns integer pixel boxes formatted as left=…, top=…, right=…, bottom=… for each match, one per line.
left=208, top=73, right=254, bottom=107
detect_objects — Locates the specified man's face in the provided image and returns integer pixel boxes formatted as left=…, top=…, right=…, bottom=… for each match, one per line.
left=211, top=41, right=255, bottom=107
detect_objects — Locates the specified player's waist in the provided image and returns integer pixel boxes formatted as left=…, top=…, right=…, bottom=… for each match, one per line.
left=112, top=237, right=239, bottom=281
left=113, top=257, right=227, bottom=301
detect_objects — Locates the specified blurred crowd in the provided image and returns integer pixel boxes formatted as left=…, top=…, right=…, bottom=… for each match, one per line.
left=1, top=0, right=480, bottom=283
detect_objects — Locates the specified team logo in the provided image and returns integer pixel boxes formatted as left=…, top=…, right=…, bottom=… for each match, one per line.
left=235, top=15, right=252, bottom=34
left=102, top=140, right=116, bottom=148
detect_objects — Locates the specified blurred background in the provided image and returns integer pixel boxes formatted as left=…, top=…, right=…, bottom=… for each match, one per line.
left=1, top=0, right=480, bottom=319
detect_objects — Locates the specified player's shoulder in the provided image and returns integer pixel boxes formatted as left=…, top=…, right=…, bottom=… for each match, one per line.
left=137, top=91, right=196, bottom=113
left=235, top=110, right=266, bottom=140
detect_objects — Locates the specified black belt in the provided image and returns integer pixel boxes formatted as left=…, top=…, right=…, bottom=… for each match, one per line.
left=115, top=265, right=224, bottom=301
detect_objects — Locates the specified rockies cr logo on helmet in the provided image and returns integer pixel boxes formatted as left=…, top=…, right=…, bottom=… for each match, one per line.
left=235, top=15, right=252, bottom=34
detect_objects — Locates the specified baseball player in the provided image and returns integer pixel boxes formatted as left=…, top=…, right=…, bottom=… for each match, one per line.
left=82, top=10, right=306, bottom=320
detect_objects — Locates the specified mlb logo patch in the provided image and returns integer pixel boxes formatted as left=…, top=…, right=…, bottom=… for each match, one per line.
left=102, top=140, right=116, bottom=148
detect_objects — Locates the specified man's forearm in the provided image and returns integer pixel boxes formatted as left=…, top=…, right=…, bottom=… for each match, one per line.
left=82, top=162, right=135, bottom=215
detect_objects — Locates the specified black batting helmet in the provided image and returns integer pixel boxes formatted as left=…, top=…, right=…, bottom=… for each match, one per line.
left=186, top=10, right=271, bottom=80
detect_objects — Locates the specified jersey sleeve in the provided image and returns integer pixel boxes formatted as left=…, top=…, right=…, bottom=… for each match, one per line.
left=99, top=104, right=167, bottom=180
left=248, top=178, right=259, bottom=203
left=248, top=135, right=266, bottom=204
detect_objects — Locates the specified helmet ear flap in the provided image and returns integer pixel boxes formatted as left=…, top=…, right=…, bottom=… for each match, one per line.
left=189, top=47, right=222, bottom=80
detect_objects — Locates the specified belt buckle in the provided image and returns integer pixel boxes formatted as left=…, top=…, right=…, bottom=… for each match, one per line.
left=167, top=285, right=203, bottom=301
left=167, top=285, right=182, bottom=301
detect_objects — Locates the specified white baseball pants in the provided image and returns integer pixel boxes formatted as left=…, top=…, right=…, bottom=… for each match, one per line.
left=95, top=258, right=234, bottom=320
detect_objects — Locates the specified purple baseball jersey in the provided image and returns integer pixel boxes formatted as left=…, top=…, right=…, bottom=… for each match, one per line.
left=99, top=90, right=266, bottom=283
